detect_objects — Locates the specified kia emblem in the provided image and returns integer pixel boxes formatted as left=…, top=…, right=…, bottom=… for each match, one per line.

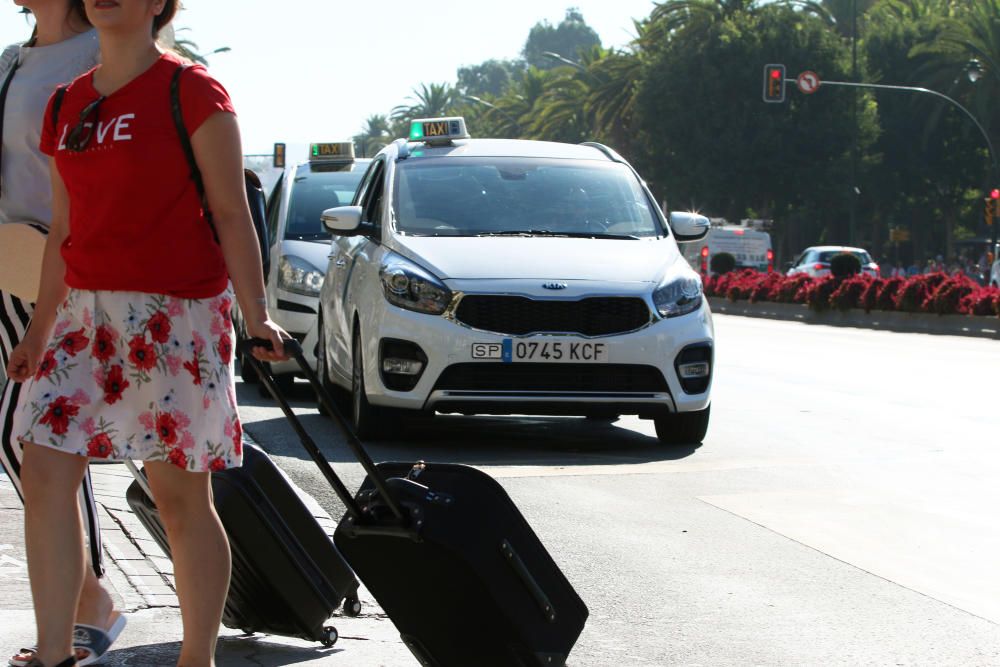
left=542, top=282, right=568, bottom=290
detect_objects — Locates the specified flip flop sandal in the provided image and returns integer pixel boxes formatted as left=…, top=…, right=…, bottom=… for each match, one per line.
left=72, top=614, right=127, bottom=667
left=9, top=615, right=125, bottom=667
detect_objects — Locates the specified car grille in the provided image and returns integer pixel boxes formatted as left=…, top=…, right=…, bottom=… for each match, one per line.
left=454, top=296, right=651, bottom=336
left=433, top=363, right=669, bottom=393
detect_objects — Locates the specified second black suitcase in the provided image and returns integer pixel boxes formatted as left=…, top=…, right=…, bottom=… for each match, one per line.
left=125, top=442, right=361, bottom=646
left=244, top=339, right=589, bottom=666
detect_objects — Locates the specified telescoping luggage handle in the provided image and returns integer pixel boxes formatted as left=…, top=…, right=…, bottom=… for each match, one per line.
left=238, top=338, right=408, bottom=526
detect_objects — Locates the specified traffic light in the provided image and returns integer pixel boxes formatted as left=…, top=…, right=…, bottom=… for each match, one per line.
left=987, top=188, right=999, bottom=226
left=763, top=64, right=786, bottom=103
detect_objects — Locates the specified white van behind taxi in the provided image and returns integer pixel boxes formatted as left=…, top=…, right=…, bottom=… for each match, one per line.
left=682, top=220, right=774, bottom=275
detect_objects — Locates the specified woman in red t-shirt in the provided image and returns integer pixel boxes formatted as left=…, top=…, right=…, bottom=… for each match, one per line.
left=5, top=1, right=288, bottom=666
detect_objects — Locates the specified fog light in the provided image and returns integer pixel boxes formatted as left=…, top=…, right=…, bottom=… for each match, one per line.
left=678, top=362, right=710, bottom=379
left=383, top=358, right=424, bottom=376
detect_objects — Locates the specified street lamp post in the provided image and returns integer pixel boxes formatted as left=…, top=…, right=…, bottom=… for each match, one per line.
left=965, top=59, right=999, bottom=256
left=817, top=77, right=999, bottom=256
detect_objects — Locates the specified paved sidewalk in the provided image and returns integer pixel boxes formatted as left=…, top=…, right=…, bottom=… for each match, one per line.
left=0, top=435, right=415, bottom=666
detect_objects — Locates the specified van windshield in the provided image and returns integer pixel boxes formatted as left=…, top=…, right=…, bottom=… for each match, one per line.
left=393, top=157, right=665, bottom=238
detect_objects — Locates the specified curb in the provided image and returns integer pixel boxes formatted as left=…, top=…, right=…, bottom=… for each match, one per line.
left=707, top=297, right=1000, bottom=339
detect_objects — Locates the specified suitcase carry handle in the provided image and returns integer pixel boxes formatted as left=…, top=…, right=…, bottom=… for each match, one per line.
left=239, top=338, right=408, bottom=525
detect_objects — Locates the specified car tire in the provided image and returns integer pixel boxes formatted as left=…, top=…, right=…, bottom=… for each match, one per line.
left=352, top=332, right=388, bottom=439
left=316, top=313, right=349, bottom=417
left=654, top=405, right=710, bottom=446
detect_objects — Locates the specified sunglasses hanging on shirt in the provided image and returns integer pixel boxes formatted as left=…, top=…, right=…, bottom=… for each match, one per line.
left=66, top=95, right=106, bottom=153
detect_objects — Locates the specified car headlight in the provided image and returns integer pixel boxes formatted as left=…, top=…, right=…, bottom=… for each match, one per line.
left=652, top=275, right=703, bottom=318
left=278, top=255, right=324, bottom=297
left=379, top=253, right=452, bottom=315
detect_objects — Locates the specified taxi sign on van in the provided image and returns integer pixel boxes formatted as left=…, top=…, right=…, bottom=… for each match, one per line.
left=409, top=117, right=470, bottom=144
left=310, top=142, right=355, bottom=163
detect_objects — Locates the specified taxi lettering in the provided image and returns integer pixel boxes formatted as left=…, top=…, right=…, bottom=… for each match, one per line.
left=424, top=121, right=449, bottom=137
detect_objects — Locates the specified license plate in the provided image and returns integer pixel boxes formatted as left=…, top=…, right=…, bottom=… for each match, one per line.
left=471, top=340, right=609, bottom=363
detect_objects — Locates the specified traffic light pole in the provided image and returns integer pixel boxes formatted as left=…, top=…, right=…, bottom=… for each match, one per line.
left=810, top=78, right=999, bottom=253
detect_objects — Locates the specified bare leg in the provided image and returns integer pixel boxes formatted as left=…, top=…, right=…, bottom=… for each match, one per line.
left=9, top=485, right=118, bottom=666
left=144, top=461, right=230, bottom=667
left=21, top=442, right=89, bottom=667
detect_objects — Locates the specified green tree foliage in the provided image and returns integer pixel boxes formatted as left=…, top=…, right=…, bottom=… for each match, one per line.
left=353, top=114, right=392, bottom=158
left=636, top=4, right=878, bottom=256
left=390, top=83, right=459, bottom=137
left=522, top=8, right=602, bottom=69
left=457, top=59, right=527, bottom=98
left=361, top=0, right=996, bottom=266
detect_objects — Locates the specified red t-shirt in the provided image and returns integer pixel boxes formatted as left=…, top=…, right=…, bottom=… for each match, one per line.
left=40, top=51, right=235, bottom=298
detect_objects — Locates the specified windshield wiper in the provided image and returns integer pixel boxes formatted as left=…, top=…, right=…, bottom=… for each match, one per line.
left=287, top=233, right=332, bottom=242
left=476, top=230, right=640, bottom=240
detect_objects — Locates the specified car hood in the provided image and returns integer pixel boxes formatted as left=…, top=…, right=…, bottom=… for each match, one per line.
left=391, top=236, right=680, bottom=283
left=280, top=238, right=331, bottom=273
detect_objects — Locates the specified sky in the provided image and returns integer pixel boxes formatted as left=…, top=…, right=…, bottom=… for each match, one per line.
left=2, top=0, right=658, bottom=158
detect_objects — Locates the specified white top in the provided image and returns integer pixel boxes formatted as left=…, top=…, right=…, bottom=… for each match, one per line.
left=0, top=29, right=98, bottom=227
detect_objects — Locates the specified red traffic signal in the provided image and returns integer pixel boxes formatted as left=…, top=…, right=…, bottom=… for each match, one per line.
left=991, top=188, right=999, bottom=199
left=763, top=64, right=786, bottom=103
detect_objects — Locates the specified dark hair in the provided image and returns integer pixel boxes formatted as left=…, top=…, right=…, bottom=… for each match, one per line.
left=24, top=1, right=91, bottom=44
left=153, top=0, right=180, bottom=37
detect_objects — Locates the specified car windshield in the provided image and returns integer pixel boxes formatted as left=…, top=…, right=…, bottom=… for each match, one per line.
left=284, top=166, right=366, bottom=240
left=818, top=250, right=873, bottom=264
left=393, top=157, right=664, bottom=238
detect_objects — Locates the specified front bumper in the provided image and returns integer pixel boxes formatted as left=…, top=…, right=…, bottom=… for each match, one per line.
left=358, top=298, right=714, bottom=417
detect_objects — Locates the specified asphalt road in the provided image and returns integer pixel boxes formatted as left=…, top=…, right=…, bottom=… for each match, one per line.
left=238, top=314, right=1000, bottom=666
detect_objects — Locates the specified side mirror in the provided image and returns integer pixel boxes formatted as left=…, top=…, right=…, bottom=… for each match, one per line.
left=321, top=206, right=364, bottom=234
left=669, top=211, right=710, bottom=242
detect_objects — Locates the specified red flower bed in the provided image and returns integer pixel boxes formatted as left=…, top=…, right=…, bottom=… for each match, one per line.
left=927, top=275, right=977, bottom=315
left=703, top=269, right=997, bottom=318
left=829, top=274, right=872, bottom=311
left=959, top=287, right=1000, bottom=316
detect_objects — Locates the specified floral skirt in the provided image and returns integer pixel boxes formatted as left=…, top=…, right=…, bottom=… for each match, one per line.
left=14, top=288, right=242, bottom=472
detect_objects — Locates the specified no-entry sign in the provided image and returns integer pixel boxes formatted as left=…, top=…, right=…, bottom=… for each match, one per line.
left=797, top=71, right=821, bottom=95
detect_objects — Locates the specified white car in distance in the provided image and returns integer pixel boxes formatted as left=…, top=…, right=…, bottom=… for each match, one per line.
left=315, top=117, right=715, bottom=446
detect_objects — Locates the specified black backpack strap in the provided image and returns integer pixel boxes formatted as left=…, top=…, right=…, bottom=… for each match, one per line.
left=170, top=64, right=219, bottom=242
left=0, top=58, right=21, bottom=199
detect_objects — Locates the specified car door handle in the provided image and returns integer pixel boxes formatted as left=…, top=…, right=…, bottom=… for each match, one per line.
left=334, top=257, right=347, bottom=268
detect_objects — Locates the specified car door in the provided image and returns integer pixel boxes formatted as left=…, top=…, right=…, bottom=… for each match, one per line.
left=328, top=158, right=386, bottom=378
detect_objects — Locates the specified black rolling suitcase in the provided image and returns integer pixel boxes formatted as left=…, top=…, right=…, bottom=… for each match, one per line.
left=124, top=440, right=361, bottom=647
left=243, top=339, right=589, bottom=667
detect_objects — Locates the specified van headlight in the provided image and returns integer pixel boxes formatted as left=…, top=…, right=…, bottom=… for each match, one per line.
left=652, top=275, right=703, bottom=318
left=278, top=255, right=324, bottom=296
left=379, top=253, right=452, bottom=315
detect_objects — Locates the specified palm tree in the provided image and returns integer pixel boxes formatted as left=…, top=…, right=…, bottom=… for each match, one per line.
left=390, top=83, right=457, bottom=134
left=160, top=26, right=230, bottom=66
left=354, top=114, right=392, bottom=157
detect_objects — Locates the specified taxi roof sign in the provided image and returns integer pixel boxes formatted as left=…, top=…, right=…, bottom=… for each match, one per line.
left=310, top=142, right=355, bottom=163
left=409, top=117, right=470, bottom=145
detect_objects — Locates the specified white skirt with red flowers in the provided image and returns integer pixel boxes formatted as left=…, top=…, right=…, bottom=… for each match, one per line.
left=14, top=288, right=242, bottom=472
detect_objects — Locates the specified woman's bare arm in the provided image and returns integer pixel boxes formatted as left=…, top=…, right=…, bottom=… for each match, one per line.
left=190, top=111, right=287, bottom=361
left=5, top=162, right=71, bottom=381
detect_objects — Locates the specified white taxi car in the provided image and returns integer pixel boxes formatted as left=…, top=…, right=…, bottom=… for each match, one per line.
left=315, top=118, right=714, bottom=445
left=237, top=143, right=369, bottom=390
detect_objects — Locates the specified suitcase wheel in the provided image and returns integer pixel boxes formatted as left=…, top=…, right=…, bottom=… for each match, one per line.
left=343, top=595, right=362, bottom=617
left=321, top=625, right=339, bottom=647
